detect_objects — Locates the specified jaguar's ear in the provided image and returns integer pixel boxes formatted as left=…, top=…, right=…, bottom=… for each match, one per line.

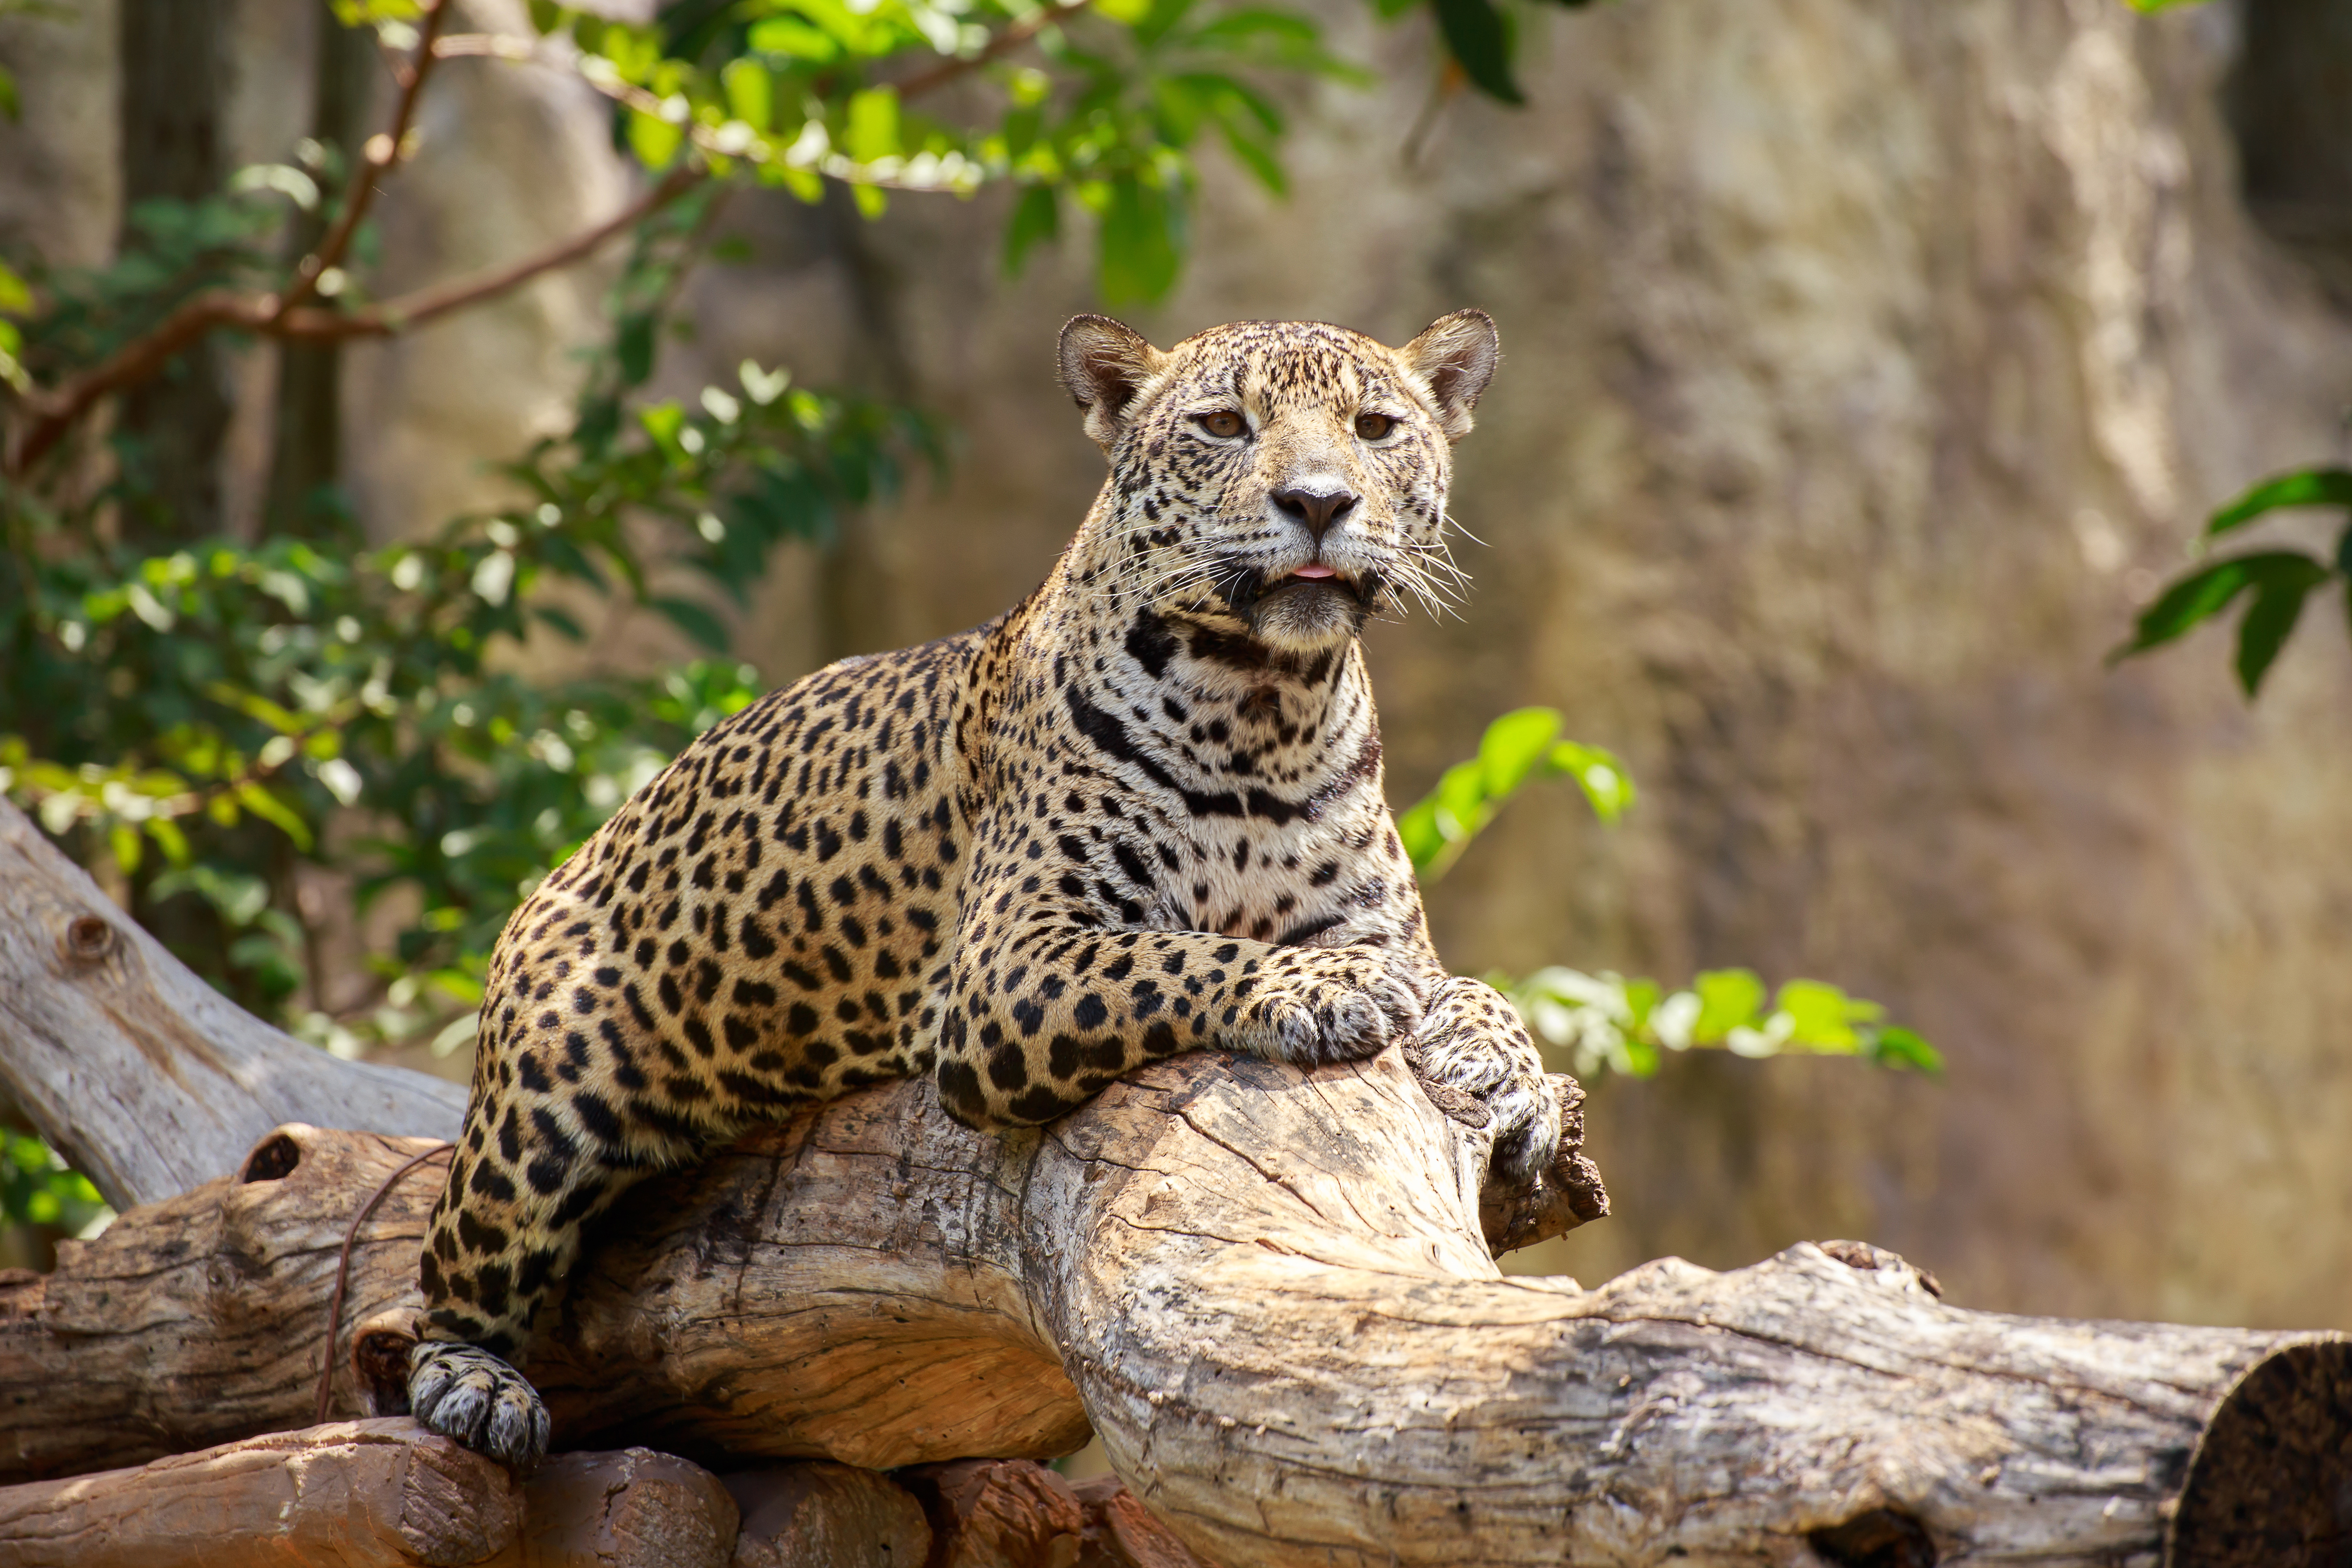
left=1400, top=309, right=1500, bottom=440
left=1059, top=315, right=1167, bottom=450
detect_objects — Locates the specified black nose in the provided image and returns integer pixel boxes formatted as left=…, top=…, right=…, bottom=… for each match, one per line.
left=1270, top=485, right=1359, bottom=542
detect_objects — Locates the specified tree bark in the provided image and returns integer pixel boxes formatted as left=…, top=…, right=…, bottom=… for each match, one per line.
left=0, top=1419, right=527, bottom=1568
left=1, top=798, right=2348, bottom=1564
left=113, top=0, right=232, bottom=547
left=0, top=799, right=465, bottom=1210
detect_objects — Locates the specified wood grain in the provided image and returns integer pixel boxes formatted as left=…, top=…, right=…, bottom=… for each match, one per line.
left=3, top=799, right=2349, bottom=1563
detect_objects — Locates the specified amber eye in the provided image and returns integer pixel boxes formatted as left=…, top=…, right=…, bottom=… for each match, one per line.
left=1354, top=412, right=1395, bottom=441
left=1196, top=410, right=1246, bottom=439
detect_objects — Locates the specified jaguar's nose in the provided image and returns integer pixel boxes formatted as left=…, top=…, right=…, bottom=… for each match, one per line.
left=1270, top=485, right=1359, bottom=543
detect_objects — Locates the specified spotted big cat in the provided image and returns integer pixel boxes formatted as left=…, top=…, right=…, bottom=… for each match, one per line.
left=408, top=310, right=1568, bottom=1468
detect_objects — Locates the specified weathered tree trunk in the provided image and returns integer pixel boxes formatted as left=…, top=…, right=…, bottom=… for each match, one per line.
left=0, top=800, right=464, bottom=1209
left=1, top=801, right=2347, bottom=1565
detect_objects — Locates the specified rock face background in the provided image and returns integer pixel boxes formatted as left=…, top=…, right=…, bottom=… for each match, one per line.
left=4, top=0, right=2348, bottom=1328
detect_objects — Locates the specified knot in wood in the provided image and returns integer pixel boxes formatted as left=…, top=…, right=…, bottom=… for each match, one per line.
left=60, top=913, right=115, bottom=968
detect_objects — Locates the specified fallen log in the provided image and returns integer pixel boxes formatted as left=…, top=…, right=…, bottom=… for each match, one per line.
left=0, top=1418, right=527, bottom=1568
left=2, top=809, right=2348, bottom=1565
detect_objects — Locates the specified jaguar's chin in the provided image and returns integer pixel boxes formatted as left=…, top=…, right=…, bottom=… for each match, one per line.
left=1225, top=566, right=1379, bottom=651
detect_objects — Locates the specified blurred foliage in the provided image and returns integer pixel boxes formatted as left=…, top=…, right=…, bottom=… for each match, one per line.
left=2111, top=466, right=2352, bottom=698
left=0, top=1130, right=110, bottom=1237
left=2, top=184, right=932, bottom=1049
left=1396, top=705, right=1633, bottom=881
left=1400, top=708, right=1942, bottom=1081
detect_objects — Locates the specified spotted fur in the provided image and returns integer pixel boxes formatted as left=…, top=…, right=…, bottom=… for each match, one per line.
left=408, top=312, right=1562, bottom=1467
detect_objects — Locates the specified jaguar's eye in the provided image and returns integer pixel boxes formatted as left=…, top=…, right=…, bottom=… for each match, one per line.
left=1354, top=412, right=1396, bottom=441
left=1196, top=410, right=1246, bottom=440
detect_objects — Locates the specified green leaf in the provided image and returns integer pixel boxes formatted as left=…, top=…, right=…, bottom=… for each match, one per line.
left=1866, top=1026, right=1945, bottom=1075
left=1551, top=740, right=1634, bottom=823
left=0, top=65, right=18, bottom=124
left=846, top=87, right=900, bottom=164
left=145, top=815, right=192, bottom=867
left=2234, top=554, right=2331, bottom=697
left=1691, top=968, right=1765, bottom=1044
left=2204, top=467, right=2352, bottom=539
left=747, top=15, right=836, bottom=61
left=1003, top=184, right=1060, bottom=277
left=234, top=783, right=315, bottom=851
left=1476, top=706, right=1562, bottom=798
left=2111, top=551, right=2313, bottom=660
left=532, top=605, right=588, bottom=641
left=1428, top=0, right=1522, bottom=104
left=1774, top=978, right=1866, bottom=1051
left=628, top=109, right=685, bottom=170
left=720, top=58, right=773, bottom=131
left=1097, top=175, right=1185, bottom=306
left=0, top=259, right=31, bottom=315
left=109, top=821, right=143, bottom=877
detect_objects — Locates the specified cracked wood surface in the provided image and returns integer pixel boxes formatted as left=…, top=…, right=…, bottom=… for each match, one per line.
left=2, top=795, right=2347, bottom=1563
left=0, top=1066, right=2339, bottom=1564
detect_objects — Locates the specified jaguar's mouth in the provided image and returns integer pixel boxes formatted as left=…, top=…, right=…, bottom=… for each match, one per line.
left=1219, top=561, right=1382, bottom=650
left=1260, top=562, right=1361, bottom=597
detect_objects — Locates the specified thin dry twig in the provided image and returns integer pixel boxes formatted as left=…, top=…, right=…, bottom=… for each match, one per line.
left=891, top=0, right=1095, bottom=100
left=275, top=0, right=456, bottom=322
left=1, top=164, right=703, bottom=478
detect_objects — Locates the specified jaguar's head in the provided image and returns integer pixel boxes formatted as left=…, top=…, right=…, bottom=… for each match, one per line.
left=1060, top=312, right=1499, bottom=655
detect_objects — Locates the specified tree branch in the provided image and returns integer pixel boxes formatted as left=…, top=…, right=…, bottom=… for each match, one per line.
left=0, top=167, right=705, bottom=479
left=0, top=0, right=1075, bottom=478
left=889, top=0, right=1096, bottom=102
left=272, top=0, right=455, bottom=323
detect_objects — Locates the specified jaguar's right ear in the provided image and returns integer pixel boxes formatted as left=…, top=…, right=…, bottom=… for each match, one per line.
left=1059, top=315, right=1167, bottom=450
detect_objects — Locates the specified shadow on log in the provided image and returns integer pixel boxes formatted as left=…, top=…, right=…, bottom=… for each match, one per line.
left=0, top=807, right=2348, bottom=1565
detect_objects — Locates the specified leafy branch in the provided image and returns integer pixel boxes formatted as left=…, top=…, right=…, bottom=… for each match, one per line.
left=1401, top=708, right=1942, bottom=1081
left=3, top=0, right=1366, bottom=475
left=2110, top=466, right=2352, bottom=697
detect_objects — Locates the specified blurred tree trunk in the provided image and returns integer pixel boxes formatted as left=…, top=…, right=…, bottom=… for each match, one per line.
left=813, top=185, right=915, bottom=664
left=113, top=0, right=230, bottom=548
left=263, top=10, right=377, bottom=538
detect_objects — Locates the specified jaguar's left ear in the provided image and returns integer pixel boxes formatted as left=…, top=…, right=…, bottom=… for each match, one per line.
left=1400, top=309, right=1500, bottom=440
left=1059, top=315, right=1169, bottom=451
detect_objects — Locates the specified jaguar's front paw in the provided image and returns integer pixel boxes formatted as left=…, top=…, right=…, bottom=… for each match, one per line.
left=1408, top=976, right=1561, bottom=1186
left=1252, top=950, right=1425, bottom=1066
left=408, top=1340, right=551, bottom=1472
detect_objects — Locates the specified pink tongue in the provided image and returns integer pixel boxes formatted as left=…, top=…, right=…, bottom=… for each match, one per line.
left=1292, top=563, right=1337, bottom=579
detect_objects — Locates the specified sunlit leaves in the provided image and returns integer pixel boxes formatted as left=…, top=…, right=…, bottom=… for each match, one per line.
left=524, top=0, right=1359, bottom=303
left=1504, top=966, right=1945, bottom=1081
left=1388, top=706, right=1934, bottom=1079
left=1396, top=706, right=1633, bottom=881
left=2111, top=465, right=2352, bottom=698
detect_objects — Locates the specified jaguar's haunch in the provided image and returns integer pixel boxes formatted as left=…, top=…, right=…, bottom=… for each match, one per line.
left=408, top=311, right=1566, bottom=1468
